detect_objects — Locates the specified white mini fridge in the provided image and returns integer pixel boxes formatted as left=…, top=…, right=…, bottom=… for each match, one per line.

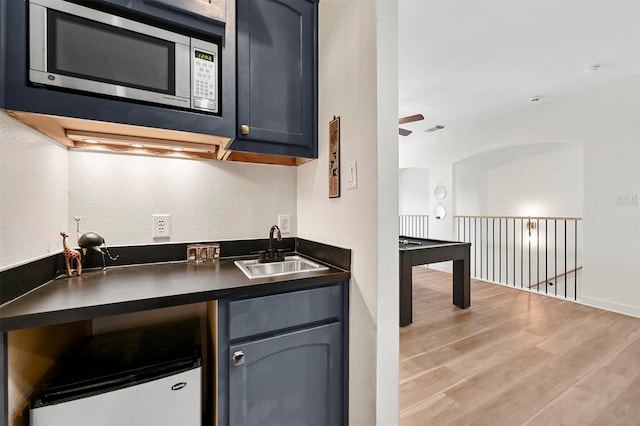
left=30, top=319, right=202, bottom=426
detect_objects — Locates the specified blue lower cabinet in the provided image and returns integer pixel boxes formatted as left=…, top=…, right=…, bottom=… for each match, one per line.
left=229, top=323, right=342, bottom=425
left=218, top=283, right=347, bottom=425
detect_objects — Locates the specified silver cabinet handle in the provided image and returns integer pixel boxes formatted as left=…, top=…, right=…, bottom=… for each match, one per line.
left=241, top=124, right=250, bottom=135
left=233, top=350, right=245, bottom=366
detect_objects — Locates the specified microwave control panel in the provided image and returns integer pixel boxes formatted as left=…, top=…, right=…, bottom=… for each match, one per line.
left=191, top=40, right=219, bottom=113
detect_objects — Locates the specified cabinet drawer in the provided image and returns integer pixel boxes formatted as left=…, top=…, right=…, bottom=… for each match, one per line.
left=228, top=285, right=342, bottom=340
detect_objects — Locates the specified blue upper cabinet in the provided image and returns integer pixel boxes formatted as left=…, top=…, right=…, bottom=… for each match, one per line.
left=101, top=0, right=226, bottom=25
left=230, top=0, right=318, bottom=159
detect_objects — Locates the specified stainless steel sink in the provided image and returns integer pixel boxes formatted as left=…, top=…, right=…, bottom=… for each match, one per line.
left=235, top=255, right=329, bottom=279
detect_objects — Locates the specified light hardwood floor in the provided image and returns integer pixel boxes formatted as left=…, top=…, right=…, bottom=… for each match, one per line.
left=399, top=267, right=640, bottom=426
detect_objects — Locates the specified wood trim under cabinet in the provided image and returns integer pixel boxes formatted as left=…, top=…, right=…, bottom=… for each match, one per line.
left=7, top=110, right=230, bottom=160
left=7, top=110, right=311, bottom=166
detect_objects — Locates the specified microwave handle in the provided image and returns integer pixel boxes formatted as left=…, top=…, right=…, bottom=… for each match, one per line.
left=29, top=3, right=47, bottom=72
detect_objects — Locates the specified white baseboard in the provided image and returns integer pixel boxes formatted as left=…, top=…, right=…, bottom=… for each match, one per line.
left=425, top=266, right=640, bottom=319
left=581, top=296, right=640, bottom=318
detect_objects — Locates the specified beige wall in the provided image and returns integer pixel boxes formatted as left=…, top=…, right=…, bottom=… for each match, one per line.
left=298, top=0, right=399, bottom=423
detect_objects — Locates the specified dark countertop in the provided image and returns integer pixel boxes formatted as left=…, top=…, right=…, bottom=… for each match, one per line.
left=0, top=251, right=350, bottom=333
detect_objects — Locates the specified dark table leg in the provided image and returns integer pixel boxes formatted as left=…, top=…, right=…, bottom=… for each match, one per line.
left=452, top=250, right=471, bottom=309
left=399, top=254, right=413, bottom=327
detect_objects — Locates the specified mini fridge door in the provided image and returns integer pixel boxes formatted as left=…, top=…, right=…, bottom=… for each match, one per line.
left=31, top=366, right=201, bottom=426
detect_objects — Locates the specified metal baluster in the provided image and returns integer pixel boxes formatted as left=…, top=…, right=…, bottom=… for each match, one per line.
left=536, top=218, right=540, bottom=292
left=528, top=218, right=531, bottom=289
left=575, top=220, right=578, bottom=300
left=513, top=218, right=516, bottom=287
left=463, top=217, right=466, bottom=244
left=553, top=219, right=558, bottom=296
left=480, top=217, right=483, bottom=279
left=492, top=217, right=495, bottom=282
left=545, top=219, right=548, bottom=294
left=485, top=217, right=489, bottom=280
left=564, top=219, right=567, bottom=298
left=499, top=218, right=502, bottom=283
left=474, top=217, right=478, bottom=278
left=520, top=218, right=524, bottom=288
left=505, top=218, right=509, bottom=285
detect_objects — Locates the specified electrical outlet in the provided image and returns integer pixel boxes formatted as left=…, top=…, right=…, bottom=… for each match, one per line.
left=278, top=214, right=291, bottom=234
left=152, top=214, right=171, bottom=238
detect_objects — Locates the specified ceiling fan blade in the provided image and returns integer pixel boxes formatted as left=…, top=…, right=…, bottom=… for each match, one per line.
left=399, top=114, right=425, bottom=125
left=399, top=128, right=412, bottom=136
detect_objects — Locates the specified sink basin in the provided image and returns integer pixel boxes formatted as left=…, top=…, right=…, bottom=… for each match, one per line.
left=235, top=255, right=329, bottom=279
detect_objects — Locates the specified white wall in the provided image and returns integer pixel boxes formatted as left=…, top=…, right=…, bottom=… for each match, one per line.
left=399, top=167, right=430, bottom=215
left=400, top=74, right=640, bottom=317
left=0, top=111, right=297, bottom=270
left=297, top=0, right=399, bottom=424
left=454, top=142, right=583, bottom=217
left=68, top=150, right=297, bottom=245
left=0, top=112, right=69, bottom=269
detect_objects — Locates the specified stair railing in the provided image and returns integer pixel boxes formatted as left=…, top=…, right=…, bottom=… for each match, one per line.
left=454, top=215, right=582, bottom=300
left=399, top=215, right=429, bottom=239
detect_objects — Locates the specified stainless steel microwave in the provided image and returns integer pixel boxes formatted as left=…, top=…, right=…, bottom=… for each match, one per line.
left=28, top=0, right=220, bottom=114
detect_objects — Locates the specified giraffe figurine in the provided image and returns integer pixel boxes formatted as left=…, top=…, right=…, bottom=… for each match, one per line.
left=60, top=232, right=82, bottom=277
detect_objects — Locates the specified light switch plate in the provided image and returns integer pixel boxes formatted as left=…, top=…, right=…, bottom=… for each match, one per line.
left=347, top=161, right=357, bottom=189
left=613, top=194, right=638, bottom=207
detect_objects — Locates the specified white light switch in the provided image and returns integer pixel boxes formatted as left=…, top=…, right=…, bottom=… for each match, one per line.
left=613, top=194, right=638, bottom=207
left=347, top=161, right=357, bottom=189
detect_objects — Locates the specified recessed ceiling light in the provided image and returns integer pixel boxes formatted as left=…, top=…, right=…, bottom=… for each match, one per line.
left=130, top=143, right=144, bottom=148
left=83, top=138, right=100, bottom=144
left=170, top=146, right=184, bottom=152
left=584, top=64, right=601, bottom=74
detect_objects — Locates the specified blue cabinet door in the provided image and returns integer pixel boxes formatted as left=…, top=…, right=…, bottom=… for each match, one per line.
left=232, top=0, right=318, bottom=158
left=228, top=323, right=342, bottom=426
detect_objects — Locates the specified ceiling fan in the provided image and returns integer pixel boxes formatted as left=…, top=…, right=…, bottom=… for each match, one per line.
left=399, top=113, right=424, bottom=136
